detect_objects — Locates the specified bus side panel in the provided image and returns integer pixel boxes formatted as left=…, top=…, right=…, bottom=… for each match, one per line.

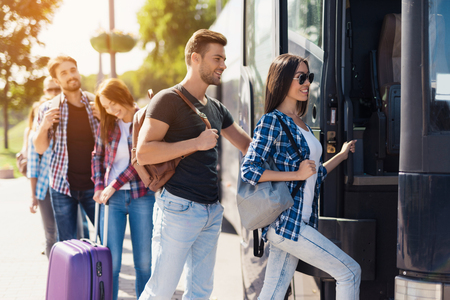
left=398, top=173, right=450, bottom=275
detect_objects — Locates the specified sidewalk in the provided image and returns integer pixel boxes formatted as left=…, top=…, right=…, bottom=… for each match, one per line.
left=0, top=177, right=243, bottom=300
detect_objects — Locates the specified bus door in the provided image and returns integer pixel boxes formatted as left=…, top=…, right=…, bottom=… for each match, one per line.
left=330, top=0, right=412, bottom=298
left=240, top=0, right=397, bottom=299
left=297, top=0, right=409, bottom=298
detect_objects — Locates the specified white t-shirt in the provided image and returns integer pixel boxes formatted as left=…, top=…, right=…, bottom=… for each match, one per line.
left=298, top=126, right=322, bottom=223
left=107, top=120, right=132, bottom=190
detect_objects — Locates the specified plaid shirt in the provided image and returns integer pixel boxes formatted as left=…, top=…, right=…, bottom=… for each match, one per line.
left=91, top=111, right=148, bottom=200
left=27, top=131, right=52, bottom=200
left=36, top=91, right=99, bottom=196
left=241, top=109, right=327, bottom=242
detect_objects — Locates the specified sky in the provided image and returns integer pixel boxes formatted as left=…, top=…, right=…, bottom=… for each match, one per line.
left=32, top=0, right=149, bottom=76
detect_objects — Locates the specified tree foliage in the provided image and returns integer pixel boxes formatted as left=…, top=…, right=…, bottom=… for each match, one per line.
left=81, top=0, right=229, bottom=108
left=137, top=0, right=218, bottom=90
left=119, top=63, right=169, bottom=101
left=80, top=74, right=100, bottom=95
left=0, top=0, right=61, bottom=148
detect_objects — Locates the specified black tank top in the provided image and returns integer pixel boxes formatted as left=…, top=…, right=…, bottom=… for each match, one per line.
left=66, top=102, right=95, bottom=191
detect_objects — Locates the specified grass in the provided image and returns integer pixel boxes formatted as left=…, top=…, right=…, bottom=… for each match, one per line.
left=0, top=120, right=28, bottom=178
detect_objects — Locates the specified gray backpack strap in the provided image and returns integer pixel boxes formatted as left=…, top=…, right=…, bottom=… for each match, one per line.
left=50, top=93, right=62, bottom=109
left=84, top=91, right=95, bottom=102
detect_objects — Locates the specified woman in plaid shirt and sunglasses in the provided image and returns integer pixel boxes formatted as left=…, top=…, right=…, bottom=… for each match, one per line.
left=241, top=54, right=361, bottom=299
left=91, top=78, right=155, bottom=300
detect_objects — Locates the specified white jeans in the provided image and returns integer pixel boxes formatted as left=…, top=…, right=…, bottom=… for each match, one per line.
left=139, top=189, right=224, bottom=300
left=259, top=224, right=361, bottom=300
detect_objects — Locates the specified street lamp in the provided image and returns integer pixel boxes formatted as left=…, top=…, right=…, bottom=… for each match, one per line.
left=109, top=0, right=116, bottom=78
left=89, top=0, right=137, bottom=79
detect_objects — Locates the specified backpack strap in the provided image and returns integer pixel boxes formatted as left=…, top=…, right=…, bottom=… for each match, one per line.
left=50, top=94, right=62, bottom=150
left=132, top=88, right=213, bottom=168
left=275, top=115, right=304, bottom=198
left=131, top=90, right=153, bottom=160
left=84, top=91, right=95, bottom=102
left=173, top=88, right=211, bottom=129
left=50, top=93, right=62, bottom=109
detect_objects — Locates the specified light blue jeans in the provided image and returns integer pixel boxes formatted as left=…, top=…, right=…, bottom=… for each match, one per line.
left=101, top=190, right=155, bottom=300
left=259, top=224, right=361, bottom=300
left=139, top=189, right=224, bottom=300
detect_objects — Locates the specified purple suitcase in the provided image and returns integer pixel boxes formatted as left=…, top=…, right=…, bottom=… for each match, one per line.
left=46, top=203, right=112, bottom=300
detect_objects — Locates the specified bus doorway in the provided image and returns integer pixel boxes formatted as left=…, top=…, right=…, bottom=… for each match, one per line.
left=209, top=0, right=450, bottom=299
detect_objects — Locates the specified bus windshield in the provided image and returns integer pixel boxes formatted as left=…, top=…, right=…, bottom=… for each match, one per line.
left=429, top=0, right=450, bottom=132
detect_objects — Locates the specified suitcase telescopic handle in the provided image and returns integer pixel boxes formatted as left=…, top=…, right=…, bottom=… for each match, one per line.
left=80, top=238, right=97, bottom=247
left=93, top=202, right=109, bottom=246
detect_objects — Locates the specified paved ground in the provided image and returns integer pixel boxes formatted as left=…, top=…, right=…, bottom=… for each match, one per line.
left=0, top=177, right=243, bottom=300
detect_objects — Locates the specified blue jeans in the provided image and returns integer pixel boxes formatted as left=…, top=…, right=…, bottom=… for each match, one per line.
left=101, top=190, right=155, bottom=300
left=50, top=188, right=98, bottom=242
left=259, top=225, right=361, bottom=300
left=139, top=189, right=224, bottom=300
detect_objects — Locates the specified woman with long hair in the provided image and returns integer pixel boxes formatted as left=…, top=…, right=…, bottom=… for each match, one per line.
left=91, top=78, right=155, bottom=300
left=241, top=53, right=361, bottom=299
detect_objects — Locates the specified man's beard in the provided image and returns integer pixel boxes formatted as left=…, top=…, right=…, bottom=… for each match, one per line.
left=199, top=64, right=220, bottom=86
left=63, top=78, right=81, bottom=92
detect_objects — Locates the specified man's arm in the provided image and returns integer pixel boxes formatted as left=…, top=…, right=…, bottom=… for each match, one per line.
left=33, top=106, right=60, bottom=154
left=136, top=117, right=219, bottom=165
left=221, top=122, right=252, bottom=155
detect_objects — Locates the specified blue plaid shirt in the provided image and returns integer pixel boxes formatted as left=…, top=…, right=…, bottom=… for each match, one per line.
left=27, top=131, right=53, bottom=200
left=241, top=110, right=327, bottom=242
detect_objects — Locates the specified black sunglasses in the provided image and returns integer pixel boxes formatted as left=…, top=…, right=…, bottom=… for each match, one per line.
left=293, top=73, right=314, bottom=85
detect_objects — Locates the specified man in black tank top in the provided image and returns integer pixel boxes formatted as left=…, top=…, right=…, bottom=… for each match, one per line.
left=137, top=30, right=252, bottom=300
left=33, top=56, right=99, bottom=242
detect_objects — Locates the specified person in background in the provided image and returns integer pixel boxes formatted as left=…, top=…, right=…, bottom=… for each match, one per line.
left=18, top=77, right=59, bottom=256
left=92, top=78, right=155, bottom=300
left=241, top=53, right=361, bottom=299
left=27, top=94, right=57, bottom=258
left=42, top=76, right=62, bottom=98
left=17, top=77, right=61, bottom=176
left=33, top=56, right=100, bottom=242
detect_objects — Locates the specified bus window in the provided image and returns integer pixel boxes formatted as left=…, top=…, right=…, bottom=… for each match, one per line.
left=245, top=0, right=275, bottom=122
left=287, top=0, right=325, bottom=129
left=287, top=0, right=323, bottom=48
left=429, top=0, right=450, bottom=132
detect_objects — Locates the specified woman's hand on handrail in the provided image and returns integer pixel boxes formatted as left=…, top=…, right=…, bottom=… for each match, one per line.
left=323, top=140, right=357, bottom=173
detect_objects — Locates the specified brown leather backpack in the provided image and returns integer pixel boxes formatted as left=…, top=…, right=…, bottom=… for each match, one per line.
left=131, top=88, right=211, bottom=192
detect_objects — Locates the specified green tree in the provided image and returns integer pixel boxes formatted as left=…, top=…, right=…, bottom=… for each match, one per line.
left=137, top=0, right=218, bottom=89
left=0, top=0, right=61, bottom=149
left=119, top=64, right=168, bottom=99
left=81, top=74, right=101, bottom=94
